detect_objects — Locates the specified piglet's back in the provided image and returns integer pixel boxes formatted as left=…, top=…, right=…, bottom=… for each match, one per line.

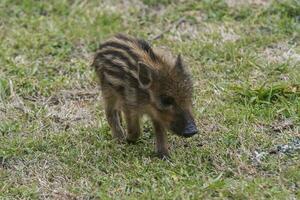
left=92, top=34, right=168, bottom=106
left=92, top=34, right=165, bottom=74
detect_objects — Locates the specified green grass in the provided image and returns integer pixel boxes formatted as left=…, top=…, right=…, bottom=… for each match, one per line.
left=1, top=0, right=300, bottom=199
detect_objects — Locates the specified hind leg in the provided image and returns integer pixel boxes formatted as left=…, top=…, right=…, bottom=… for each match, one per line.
left=103, top=94, right=125, bottom=140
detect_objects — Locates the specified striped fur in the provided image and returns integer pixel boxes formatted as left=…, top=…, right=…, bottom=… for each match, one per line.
left=92, top=34, right=197, bottom=158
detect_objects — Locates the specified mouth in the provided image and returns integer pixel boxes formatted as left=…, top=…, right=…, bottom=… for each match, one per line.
left=181, top=129, right=198, bottom=137
left=171, top=126, right=198, bottom=138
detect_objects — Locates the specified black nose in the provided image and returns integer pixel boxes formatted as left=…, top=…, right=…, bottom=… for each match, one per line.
left=182, top=122, right=198, bottom=137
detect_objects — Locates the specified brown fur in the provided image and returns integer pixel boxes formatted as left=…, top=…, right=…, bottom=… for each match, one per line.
left=92, top=34, right=197, bottom=158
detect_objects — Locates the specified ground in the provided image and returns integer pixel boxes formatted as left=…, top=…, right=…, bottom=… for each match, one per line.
left=0, top=0, right=300, bottom=199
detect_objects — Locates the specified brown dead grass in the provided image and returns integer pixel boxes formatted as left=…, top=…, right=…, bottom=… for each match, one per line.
left=225, top=0, right=271, bottom=7
left=262, top=42, right=300, bottom=64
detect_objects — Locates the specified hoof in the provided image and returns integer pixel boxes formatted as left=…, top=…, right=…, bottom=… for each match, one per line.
left=126, top=138, right=138, bottom=144
left=157, top=152, right=170, bottom=160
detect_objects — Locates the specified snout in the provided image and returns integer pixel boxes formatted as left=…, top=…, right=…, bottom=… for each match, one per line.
left=181, top=121, right=198, bottom=137
left=170, top=111, right=198, bottom=137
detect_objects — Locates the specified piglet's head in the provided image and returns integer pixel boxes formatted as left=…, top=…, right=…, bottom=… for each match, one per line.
left=137, top=54, right=198, bottom=137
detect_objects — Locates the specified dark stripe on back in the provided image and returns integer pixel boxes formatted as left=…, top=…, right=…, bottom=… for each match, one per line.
left=99, top=41, right=139, bottom=61
left=103, top=62, right=138, bottom=87
left=100, top=57, right=125, bottom=73
left=98, top=49, right=137, bottom=71
left=137, top=39, right=158, bottom=62
left=103, top=67, right=125, bottom=80
left=101, top=35, right=159, bottom=62
left=101, top=58, right=138, bottom=84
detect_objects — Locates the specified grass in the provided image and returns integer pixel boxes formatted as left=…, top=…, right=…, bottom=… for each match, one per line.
left=0, top=0, right=299, bottom=199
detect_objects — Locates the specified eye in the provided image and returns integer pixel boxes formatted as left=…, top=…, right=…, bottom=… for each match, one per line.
left=160, top=95, right=174, bottom=107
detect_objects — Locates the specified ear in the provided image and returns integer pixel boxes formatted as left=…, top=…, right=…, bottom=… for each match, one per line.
left=138, top=62, right=153, bottom=89
left=175, top=54, right=185, bottom=73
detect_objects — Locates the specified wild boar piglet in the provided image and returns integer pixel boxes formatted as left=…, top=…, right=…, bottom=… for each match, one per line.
left=92, top=34, right=198, bottom=158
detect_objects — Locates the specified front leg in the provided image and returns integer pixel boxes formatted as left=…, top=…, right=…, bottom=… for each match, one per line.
left=125, top=110, right=141, bottom=143
left=152, top=120, right=169, bottom=159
